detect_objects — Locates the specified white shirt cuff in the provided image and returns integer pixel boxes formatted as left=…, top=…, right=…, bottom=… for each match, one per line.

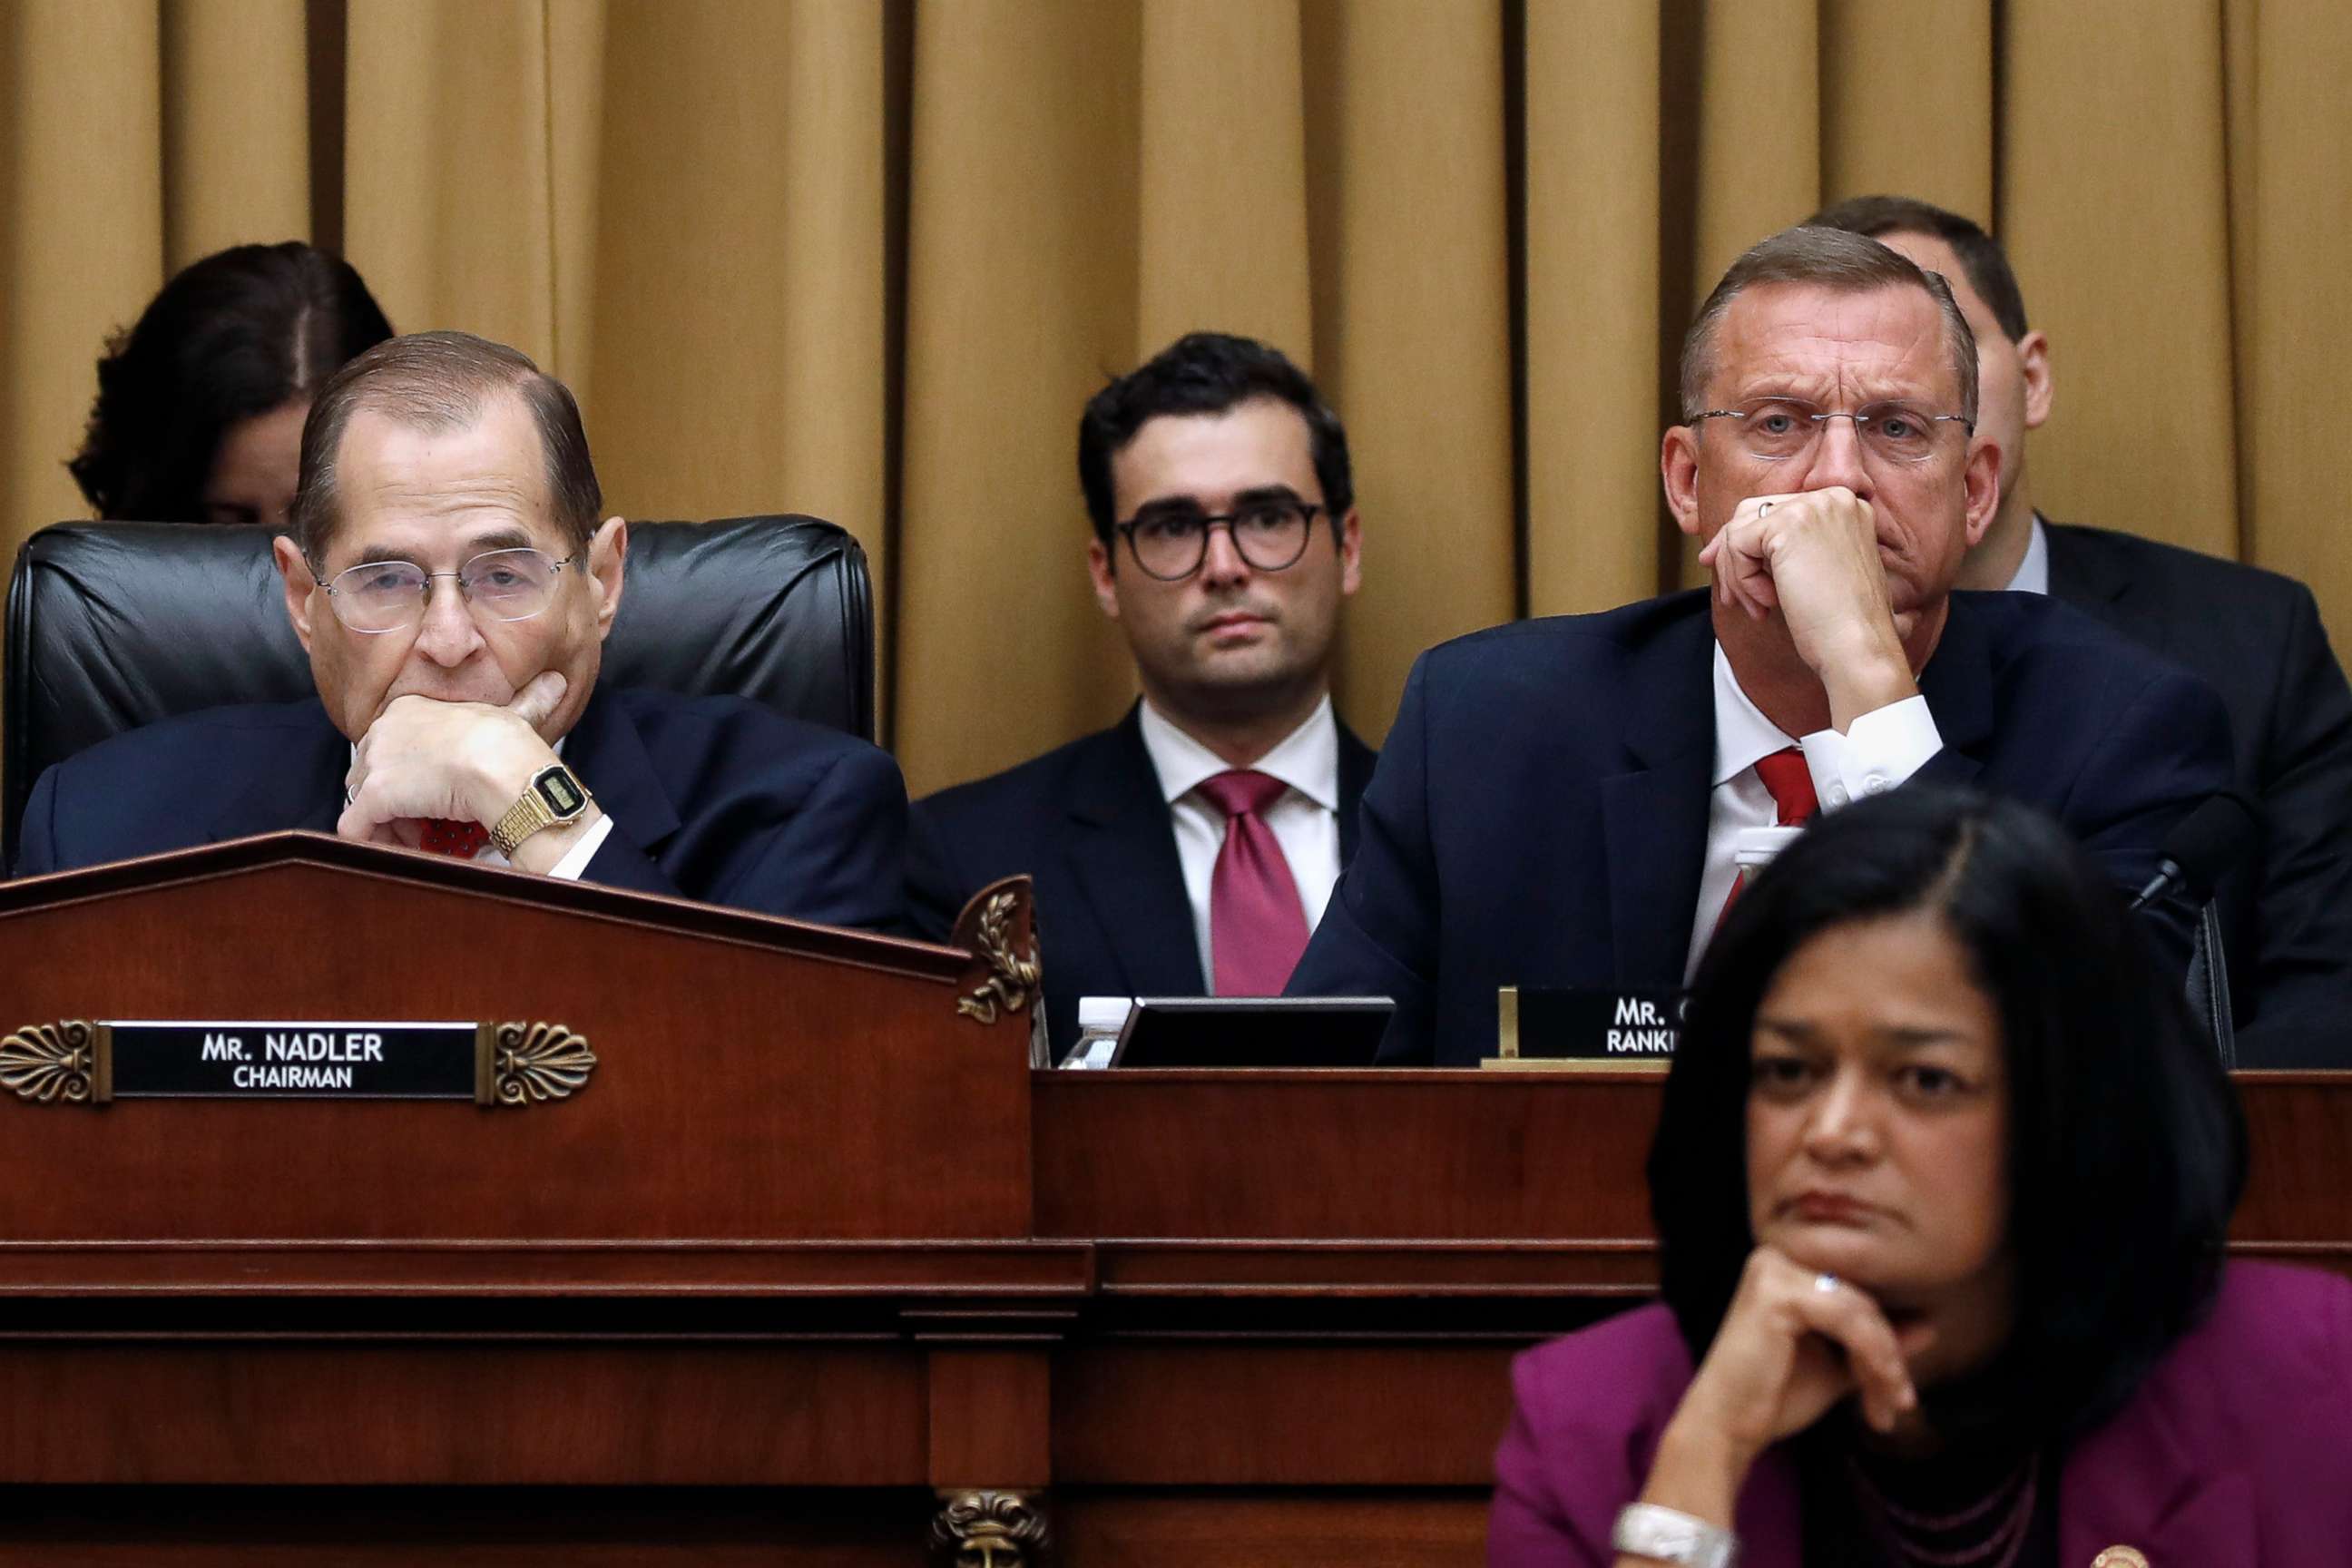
left=545, top=813, right=617, bottom=881
left=1801, top=695, right=1941, bottom=810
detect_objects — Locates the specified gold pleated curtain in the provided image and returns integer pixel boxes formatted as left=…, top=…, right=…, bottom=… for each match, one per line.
left=2, top=0, right=2346, bottom=799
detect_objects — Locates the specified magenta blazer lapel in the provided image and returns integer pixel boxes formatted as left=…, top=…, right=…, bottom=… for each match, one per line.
left=2061, top=1403, right=2254, bottom=1566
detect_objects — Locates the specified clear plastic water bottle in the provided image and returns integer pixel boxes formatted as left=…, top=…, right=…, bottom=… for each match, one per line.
left=1065, top=996, right=1134, bottom=1069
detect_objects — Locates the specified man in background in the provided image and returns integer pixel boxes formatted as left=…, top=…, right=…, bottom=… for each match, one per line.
left=1812, top=194, right=2352, bottom=1063
left=906, top=332, right=1376, bottom=1058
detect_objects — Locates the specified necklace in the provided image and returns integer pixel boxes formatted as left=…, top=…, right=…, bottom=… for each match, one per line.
left=1847, top=1449, right=2040, bottom=1568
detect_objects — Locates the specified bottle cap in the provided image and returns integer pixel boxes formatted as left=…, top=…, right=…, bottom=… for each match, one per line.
left=1076, top=996, right=1135, bottom=1036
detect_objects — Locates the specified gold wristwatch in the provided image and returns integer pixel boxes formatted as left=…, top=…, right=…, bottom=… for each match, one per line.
left=490, top=763, right=593, bottom=858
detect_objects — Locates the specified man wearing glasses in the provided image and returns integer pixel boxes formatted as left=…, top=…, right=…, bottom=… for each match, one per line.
left=1286, top=225, right=2233, bottom=1064
left=906, top=332, right=1374, bottom=1059
left=15, top=331, right=907, bottom=931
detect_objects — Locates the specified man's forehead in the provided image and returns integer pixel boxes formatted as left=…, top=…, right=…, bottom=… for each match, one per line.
left=1112, top=397, right=1318, bottom=506
left=1713, top=281, right=1952, bottom=395
left=327, top=396, right=556, bottom=554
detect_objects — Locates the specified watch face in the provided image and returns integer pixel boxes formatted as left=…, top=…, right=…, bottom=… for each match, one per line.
left=535, top=768, right=585, bottom=817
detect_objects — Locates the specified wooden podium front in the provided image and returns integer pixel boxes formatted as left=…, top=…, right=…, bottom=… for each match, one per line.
left=2, top=835, right=2347, bottom=1565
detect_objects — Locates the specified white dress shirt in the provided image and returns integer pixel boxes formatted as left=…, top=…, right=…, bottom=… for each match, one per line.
left=344, top=736, right=613, bottom=879
left=1683, top=644, right=1945, bottom=978
left=2004, top=514, right=2052, bottom=594
left=1137, top=694, right=1343, bottom=991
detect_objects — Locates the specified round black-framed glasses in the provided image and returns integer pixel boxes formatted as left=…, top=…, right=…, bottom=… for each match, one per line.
left=1114, top=499, right=1324, bottom=582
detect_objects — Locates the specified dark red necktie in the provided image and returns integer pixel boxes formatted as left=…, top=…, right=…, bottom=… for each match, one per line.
left=1195, top=769, right=1312, bottom=996
left=419, top=818, right=490, bottom=858
left=1713, top=747, right=1819, bottom=932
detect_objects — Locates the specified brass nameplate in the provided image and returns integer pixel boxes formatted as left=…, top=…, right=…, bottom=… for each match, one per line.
left=2, top=1020, right=594, bottom=1107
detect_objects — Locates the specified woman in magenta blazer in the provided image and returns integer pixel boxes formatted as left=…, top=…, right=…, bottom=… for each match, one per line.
left=1489, top=789, right=2352, bottom=1568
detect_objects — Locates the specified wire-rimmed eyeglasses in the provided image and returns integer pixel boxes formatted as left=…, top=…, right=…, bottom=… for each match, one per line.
left=1115, top=499, right=1323, bottom=582
left=1691, top=397, right=1973, bottom=466
left=312, top=547, right=585, bottom=634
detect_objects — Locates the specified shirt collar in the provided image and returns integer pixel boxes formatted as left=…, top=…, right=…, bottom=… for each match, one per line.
left=2004, top=514, right=2051, bottom=594
left=1137, top=692, right=1339, bottom=811
left=1711, top=641, right=1800, bottom=787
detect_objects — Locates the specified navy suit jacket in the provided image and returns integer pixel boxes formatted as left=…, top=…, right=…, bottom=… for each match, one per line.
left=1287, top=590, right=2236, bottom=1065
left=2046, top=519, right=2352, bottom=1065
left=13, top=686, right=909, bottom=931
left=906, top=704, right=1377, bottom=1059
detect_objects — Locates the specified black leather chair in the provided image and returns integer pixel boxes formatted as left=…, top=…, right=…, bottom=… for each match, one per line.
left=4, top=516, right=876, bottom=870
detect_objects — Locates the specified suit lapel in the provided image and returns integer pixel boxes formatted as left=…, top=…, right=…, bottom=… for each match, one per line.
left=209, top=703, right=348, bottom=841
left=2042, top=514, right=2132, bottom=610
left=562, top=688, right=684, bottom=851
left=1599, top=611, right=1717, bottom=985
left=2061, top=1387, right=2255, bottom=1566
left=2043, top=516, right=2177, bottom=664
left=1336, top=719, right=1377, bottom=864
left=1064, top=709, right=1204, bottom=995
left=1917, top=595, right=1996, bottom=789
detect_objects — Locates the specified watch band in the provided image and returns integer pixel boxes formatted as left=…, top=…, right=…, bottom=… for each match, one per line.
left=490, top=763, right=593, bottom=859
left=1611, top=1503, right=1740, bottom=1568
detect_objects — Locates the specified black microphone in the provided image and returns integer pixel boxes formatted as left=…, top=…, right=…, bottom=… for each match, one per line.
left=2131, top=792, right=2257, bottom=909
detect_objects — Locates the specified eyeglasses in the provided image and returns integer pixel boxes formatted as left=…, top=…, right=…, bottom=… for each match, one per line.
left=312, top=547, right=585, bottom=634
left=1115, top=499, right=1323, bottom=582
left=1690, top=397, right=1973, bottom=466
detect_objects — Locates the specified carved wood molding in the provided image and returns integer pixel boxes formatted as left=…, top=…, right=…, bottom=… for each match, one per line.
left=486, top=1023, right=597, bottom=1105
left=0, top=1021, right=99, bottom=1104
left=929, top=1490, right=1049, bottom=1567
left=951, top=877, right=1042, bottom=1029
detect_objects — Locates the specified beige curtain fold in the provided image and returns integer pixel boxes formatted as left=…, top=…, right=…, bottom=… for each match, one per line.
left=2239, top=2, right=2352, bottom=626
left=0, top=0, right=164, bottom=545
left=2005, top=0, right=2240, bottom=562
left=162, top=0, right=311, bottom=266
left=1301, top=0, right=1516, bottom=733
left=341, top=0, right=567, bottom=361
left=896, top=0, right=1143, bottom=790
left=1524, top=1, right=1661, bottom=618
left=4, top=0, right=2348, bottom=805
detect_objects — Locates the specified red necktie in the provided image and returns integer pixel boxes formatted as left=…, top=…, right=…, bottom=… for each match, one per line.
left=1714, top=747, right=1819, bottom=932
left=419, top=818, right=490, bottom=858
left=1195, top=769, right=1312, bottom=996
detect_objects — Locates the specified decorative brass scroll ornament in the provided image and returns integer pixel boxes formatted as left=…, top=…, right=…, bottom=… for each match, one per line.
left=928, top=1491, right=1049, bottom=1568
left=957, top=890, right=1042, bottom=1026
left=489, top=1023, right=597, bottom=1105
left=0, top=1021, right=98, bottom=1103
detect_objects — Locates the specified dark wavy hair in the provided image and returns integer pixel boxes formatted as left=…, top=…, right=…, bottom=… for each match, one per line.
left=69, top=241, right=392, bottom=522
left=1077, top=330, right=1353, bottom=551
left=1651, top=788, right=2244, bottom=1444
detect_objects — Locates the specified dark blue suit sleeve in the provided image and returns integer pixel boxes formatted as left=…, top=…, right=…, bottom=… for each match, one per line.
left=13, top=767, right=61, bottom=877
left=583, top=743, right=910, bottom=931
left=2238, top=585, right=2352, bottom=1045
left=1286, top=652, right=1442, bottom=1063
left=901, top=800, right=970, bottom=943
left=1918, top=659, right=2233, bottom=975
